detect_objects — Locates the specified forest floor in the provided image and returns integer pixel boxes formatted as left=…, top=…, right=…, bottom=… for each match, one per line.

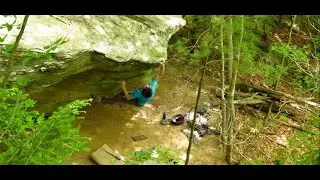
left=30, top=55, right=317, bottom=165
left=62, top=60, right=227, bottom=165
left=28, top=18, right=319, bottom=165
left=30, top=56, right=316, bottom=165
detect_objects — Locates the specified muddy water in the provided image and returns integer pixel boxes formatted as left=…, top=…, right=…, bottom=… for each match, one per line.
left=30, top=71, right=226, bottom=165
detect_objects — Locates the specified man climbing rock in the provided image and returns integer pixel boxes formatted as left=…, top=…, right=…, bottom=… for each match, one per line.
left=92, top=64, right=164, bottom=107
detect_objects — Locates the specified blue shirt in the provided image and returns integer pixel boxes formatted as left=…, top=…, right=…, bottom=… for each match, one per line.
left=131, top=78, right=158, bottom=106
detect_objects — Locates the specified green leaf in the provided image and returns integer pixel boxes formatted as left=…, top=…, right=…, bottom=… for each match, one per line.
left=16, top=77, right=29, bottom=87
left=36, top=115, right=44, bottom=124
left=82, top=147, right=91, bottom=152
left=43, top=45, right=50, bottom=50
left=46, top=46, right=57, bottom=53
left=5, top=23, right=13, bottom=31
left=60, top=39, right=69, bottom=44
left=177, top=160, right=185, bottom=165
left=54, top=37, right=63, bottom=45
left=20, top=125, right=27, bottom=131
left=4, top=52, right=12, bottom=57
left=46, top=53, right=53, bottom=59
left=25, top=99, right=35, bottom=108
left=22, top=57, right=32, bottom=65
left=26, top=115, right=33, bottom=122
left=23, top=50, right=35, bottom=57
left=5, top=44, right=14, bottom=51
left=0, top=35, right=7, bottom=43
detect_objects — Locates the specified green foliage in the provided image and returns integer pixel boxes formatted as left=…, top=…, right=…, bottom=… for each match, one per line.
left=0, top=15, right=18, bottom=32
left=21, top=51, right=45, bottom=65
left=273, top=114, right=320, bottom=165
left=258, top=63, right=289, bottom=86
left=0, top=86, right=91, bottom=164
left=0, top=35, right=7, bottom=43
left=43, top=37, right=69, bottom=55
left=291, top=75, right=320, bottom=94
left=19, top=37, right=68, bottom=66
left=142, top=69, right=154, bottom=83
left=169, top=15, right=275, bottom=76
left=270, top=43, right=320, bottom=93
left=241, top=158, right=264, bottom=165
left=312, top=35, right=320, bottom=52
left=14, top=77, right=29, bottom=88
left=169, top=15, right=215, bottom=66
left=279, top=114, right=289, bottom=122
left=0, top=15, right=88, bottom=165
left=271, top=43, right=309, bottom=63
left=1, top=36, right=68, bottom=67
left=125, top=147, right=184, bottom=165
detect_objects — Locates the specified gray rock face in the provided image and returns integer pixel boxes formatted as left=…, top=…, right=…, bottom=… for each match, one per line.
left=0, top=15, right=185, bottom=110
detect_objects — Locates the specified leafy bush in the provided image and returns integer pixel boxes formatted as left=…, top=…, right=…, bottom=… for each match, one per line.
left=125, top=147, right=184, bottom=165
left=273, top=114, right=320, bottom=165
left=0, top=85, right=91, bottom=164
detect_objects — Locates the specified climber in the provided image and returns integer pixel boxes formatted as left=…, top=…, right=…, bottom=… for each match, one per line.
left=91, top=63, right=165, bottom=106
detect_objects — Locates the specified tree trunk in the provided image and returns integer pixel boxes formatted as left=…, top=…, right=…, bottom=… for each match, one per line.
left=226, top=15, right=244, bottom=165
left=185, top=20, right=214, bottom=164
left=282, top=15, right=297, bottom=67
left=2, top=15, right=30, bottom=88
left=228, top=17, right=234, bottom=86
left=220, top=17, right=227, bottom=147
left=237, top=82, right=320, bottom=108
left=185, top=56, right=208, bottom=165
left=226, top=16, right=234, bottom=133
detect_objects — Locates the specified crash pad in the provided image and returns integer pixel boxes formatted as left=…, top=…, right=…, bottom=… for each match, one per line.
left=90, top=144, right=124, bottom=165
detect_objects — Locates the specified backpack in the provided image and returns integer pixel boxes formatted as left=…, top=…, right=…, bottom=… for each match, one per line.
left=171, top=114, right=186, bottom=125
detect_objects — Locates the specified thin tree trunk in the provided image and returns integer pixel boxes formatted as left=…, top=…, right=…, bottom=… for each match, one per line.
left=265, top=15, right=297, bottom=123
left=220, top=17, right=227, bottom=148
left=281, top=15, right=296, bottom=67
left=185, top=56, right=208, bottom=165
left=185, top=17, right=215, bottom=164
left=228, top=17, right=234, bottom=85
left=2, top=15, right=30, bottom=88
left=226, top=16, right=234, bottom=129
left=226, top=16, right=244, bottom=164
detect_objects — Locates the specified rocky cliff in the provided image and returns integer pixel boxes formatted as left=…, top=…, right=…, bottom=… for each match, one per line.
left=0, top=15, right=185, bottom=111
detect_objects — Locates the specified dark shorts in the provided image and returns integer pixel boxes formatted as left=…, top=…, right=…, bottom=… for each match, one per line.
left=100, top=92, right=138, bottom=106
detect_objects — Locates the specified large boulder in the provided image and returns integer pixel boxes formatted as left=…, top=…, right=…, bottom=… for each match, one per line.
left=0, top=15, right=185, bottom=111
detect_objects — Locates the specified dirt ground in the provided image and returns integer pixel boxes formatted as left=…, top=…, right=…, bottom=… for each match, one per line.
left=62, top=64, right=227, bottom=165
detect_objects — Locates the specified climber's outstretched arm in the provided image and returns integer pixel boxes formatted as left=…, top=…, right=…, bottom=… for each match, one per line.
left=155, top=63, right=165, bottom=80
left=120, top=81, right=132, bottom=100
